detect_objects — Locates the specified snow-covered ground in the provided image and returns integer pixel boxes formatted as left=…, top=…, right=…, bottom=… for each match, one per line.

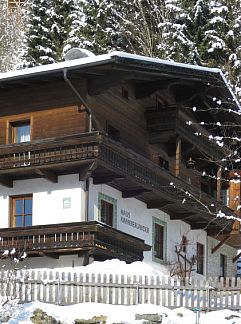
left=4, top=301, right=241, bottom=324
left=1, top=259, right=241, bottom=323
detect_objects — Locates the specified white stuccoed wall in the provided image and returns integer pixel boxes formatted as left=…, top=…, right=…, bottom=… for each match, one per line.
left=0, top=175, right=237, bottom=275
left=0, top=174, right=86, bottom=227
left=207, top=236, right=237, bottom=277
left=89, top=180, right=219, bottom=277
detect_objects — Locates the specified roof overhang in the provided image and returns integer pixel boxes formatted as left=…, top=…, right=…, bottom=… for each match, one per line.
left=0, top=51, right=239, bottom=109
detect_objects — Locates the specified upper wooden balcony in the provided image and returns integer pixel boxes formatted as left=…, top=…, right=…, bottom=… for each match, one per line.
left=0, top=132, right=235, bottom=235
left=0, top=221, right=150, bottom=262
left=145, top=106, right=226, bottom=161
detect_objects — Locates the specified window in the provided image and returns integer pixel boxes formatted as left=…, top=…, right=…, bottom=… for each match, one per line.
left=121, top=87, right=128, bottom=100
left=11, top=195, right=32, bottom=227
left=196, top=242, right=204, bottom=275
left=221, top=189, right=229, bottom=206
left=10, top=120, right=30, bottom=143
left=159, top=157, right=169, bottom=170
left=100, top=200, right=113, bottom=226
left=98, top=193, right=117, bottom=228
left=220, top=254, right=227, bottom=277
left=153, top=217, right=167, bottom=262
left=107, top=124, right=120, bottom=141
left=154, top=223, right=164, bottom=259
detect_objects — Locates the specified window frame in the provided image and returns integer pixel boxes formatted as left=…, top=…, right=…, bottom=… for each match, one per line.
left=152, top=217, right=167, bottom=263
left=98, top=193, right=117, bottom=228
left=9, top=119, right=31, bottom=144
left=10, top=194, right=33, bottom=227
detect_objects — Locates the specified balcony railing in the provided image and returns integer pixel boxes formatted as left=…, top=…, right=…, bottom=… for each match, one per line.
left=0, top=132, right=99, bottom=170
left=0, top=221, right=150, bottom=262
left=145, top=107, right=226, bottom=161
left=0, top=131, right=235, bottom=232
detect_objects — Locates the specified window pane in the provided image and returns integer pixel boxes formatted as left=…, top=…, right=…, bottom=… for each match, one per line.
left=24, top=199, right=32, bottom=214
left=155, top=223, right=164, bottom=259
left=16, top=125, right=30, bottom=143
left=15, top=215, right=23, bottom=227
left=24, top=216, right=32, bottom=227
left=101, top=200, right=113, bottom=226
left=15, top=199, right=23, bottom=215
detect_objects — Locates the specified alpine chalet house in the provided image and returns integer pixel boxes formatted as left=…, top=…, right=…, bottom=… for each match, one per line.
left=0, top=51, right=240, bottom=278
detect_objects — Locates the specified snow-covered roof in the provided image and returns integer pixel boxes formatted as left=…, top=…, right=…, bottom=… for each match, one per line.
left=0, top=51, right=222, bottom=81
left=0, top=51, right=239, bottom=108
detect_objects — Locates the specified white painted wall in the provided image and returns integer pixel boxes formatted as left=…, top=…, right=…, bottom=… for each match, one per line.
left=207, top=236, right=237, bottom=277
left=0, top=174, right=86, bottom=227
left=89, top=180, right=223, bottom=278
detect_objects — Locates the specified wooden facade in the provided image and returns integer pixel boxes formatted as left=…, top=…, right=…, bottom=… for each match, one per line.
left=0, top=52, right=240, bottom=259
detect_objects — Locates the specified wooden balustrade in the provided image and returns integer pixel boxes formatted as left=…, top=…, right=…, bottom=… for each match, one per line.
left=0, top=221, right=150, bottom=262
left=145, top=107, right=227, bottom=161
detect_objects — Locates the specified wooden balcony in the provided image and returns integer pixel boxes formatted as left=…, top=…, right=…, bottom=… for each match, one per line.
left=0, top=221, right=150, bottom=262
left=145, top=107, right=225, bottom=161
left=0, top=132, right=236, bottom=234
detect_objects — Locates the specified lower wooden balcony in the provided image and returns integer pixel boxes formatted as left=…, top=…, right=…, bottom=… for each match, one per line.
left=0, top=221, right=150, bottom=263
left=0, top=131, right=236, bottom=235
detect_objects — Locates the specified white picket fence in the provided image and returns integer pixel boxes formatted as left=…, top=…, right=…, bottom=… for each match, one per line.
left=0, top=270, right=241, bottom=310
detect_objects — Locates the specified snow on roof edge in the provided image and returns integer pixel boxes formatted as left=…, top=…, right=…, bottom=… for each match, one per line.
left=0, top=51, right=221, bottom=82
left=110, top=51, right=222, bottom=74
left=0, top=51, right=239, bottom=108
left=0, top=53, right=113, bottom=81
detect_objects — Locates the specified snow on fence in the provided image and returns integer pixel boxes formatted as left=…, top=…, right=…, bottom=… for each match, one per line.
left=0, top=270, right=241, bottom=310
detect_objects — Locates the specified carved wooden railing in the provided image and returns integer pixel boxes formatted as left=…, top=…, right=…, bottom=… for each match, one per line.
left=145, top=107, right=227, bottom=161
left=0, top=221, right=150, bottom=262
left=0, top=132, right=100, bottom=170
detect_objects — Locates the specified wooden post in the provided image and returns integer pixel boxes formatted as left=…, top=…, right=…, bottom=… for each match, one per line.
left=175, top=137, right=181, bottom=177
left=216, top=167, right=222, bottom=202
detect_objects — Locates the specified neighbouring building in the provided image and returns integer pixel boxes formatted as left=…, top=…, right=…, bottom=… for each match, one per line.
left=0, top=51, right=240, bottom=277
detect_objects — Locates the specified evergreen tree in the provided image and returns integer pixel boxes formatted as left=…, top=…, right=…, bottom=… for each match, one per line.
left=201, top=1, right=230, bottom=67
left=157, top=0, right=198, bottom=63
left=50, top=0, right=76, bottom=58
left=25, top=0, right=55, bottom=66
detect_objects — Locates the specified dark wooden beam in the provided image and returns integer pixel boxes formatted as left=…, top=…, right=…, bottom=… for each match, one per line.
left=170, top=212, right=196, bottom=220
left=79, top=162, right=97, bottom=181
left=147, top=199, right=173, bottom=209
left=122, top=188, right=151, bottom=198
left=135, top=79, right=178, bottom=99
left=88, top=72, right=130, bottom=96
left=233, top=251, right=241, bottom=263
left=43, top=252, right=60, bottom=259
left=211, top=235, right=230, bottom=254
left=93, top=175, right=124, bottom=185
left=0, top=176, right=13, bottom=188
left=191, top=222, right=208, bottom=230
left=35, top=169, right=58, bottom=183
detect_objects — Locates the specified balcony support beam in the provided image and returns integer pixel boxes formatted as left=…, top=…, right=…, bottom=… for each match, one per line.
left=35, top=169, right=58, bottom=183
left=147, top=199, right=173, bottom=209
left=79, top=161, right=96, bottom=181
left=175, top=137, right=181, bottom=177
left=0, top=176, right=13, bottom=188
left=93, top=175, right=124, bottom=185
left=211, top=235, right=230, bottom=254
left=122, top=188, right=151, bottom=198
